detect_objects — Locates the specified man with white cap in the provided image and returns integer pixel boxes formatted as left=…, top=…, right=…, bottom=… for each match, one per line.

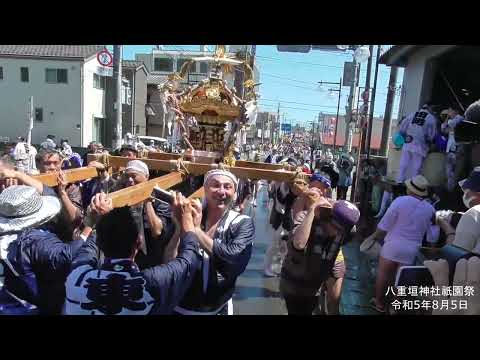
left=77, top=160, right=174, bottom=271
left=170, top=169, right=254, bottom=315
left=0, top=185, right=85, bottom=314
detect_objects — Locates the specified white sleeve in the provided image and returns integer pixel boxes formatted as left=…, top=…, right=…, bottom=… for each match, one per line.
left=454, top=207, right=480, bottom=252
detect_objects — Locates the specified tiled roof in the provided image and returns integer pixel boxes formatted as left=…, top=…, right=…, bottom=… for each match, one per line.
left=123, top=60, right=146, bottom=69
left=147, top=74, right=168, bottom=85
left=0, top=45, right=103, bottom=59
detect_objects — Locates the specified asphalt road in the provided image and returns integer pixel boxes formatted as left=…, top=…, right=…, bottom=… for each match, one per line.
left=233, top=182, right=287, bottom=315
left=232, top=183, right=379, bottom=316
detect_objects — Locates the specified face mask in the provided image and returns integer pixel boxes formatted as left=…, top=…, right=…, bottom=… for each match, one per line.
left=463, top=193, right=475, bottom=209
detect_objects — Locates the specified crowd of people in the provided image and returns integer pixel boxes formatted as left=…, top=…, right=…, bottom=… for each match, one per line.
left=1, top=99, right=479, bottom=316
left=0, top=128, right=366, bottom=315
left=0, top=140, right=255, bottom=315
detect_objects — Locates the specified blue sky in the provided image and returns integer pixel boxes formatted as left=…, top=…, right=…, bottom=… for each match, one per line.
left=118, top=45, right=404, bottom=128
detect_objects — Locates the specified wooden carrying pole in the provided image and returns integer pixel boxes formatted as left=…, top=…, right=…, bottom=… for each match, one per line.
left=107, top=172, right=184, bottom=208
left=89, top=155, right=299, bottom=182
left=234, top=160, right=284, bottom=170
left=33, top=167, right=99, bottom=187
left=146, top=153, right=285, bottom=171
left=188, top=187, right=205, bottom=200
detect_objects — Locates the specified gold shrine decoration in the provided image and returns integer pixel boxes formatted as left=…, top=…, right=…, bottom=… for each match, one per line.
left=33, top=167, right=99, bottom=187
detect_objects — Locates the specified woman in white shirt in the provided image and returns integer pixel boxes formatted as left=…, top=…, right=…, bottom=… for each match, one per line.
left=368, top=175, right=435, bottom=312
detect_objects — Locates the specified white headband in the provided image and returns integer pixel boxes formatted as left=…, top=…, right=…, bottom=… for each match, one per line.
left=125, top=160, right=149, bottom=177
left=204, top=170, right=238, bottom=190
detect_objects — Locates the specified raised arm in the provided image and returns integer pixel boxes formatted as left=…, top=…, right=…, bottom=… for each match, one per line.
left=143, top=230, right=202, bottom=314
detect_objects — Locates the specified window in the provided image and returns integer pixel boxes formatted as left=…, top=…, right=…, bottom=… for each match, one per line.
left=57, top=69, right=68, bottom=83
left=93, top=73, right=105, bottom=89
left=176, top=58, right=189, bottom=72
left=121, top=82, right=131, bottom=105
left=35, top=108, right=43, bottom=122
left=93, top=117, right=107, bottom=145
left=200, top=62, right=208, bottom=74
left=20, top=67, right=29, bottom=82
left=0, top=66, right=3, bottom=80
left=189, top=63, right=197, bottom=73
left=45, top=68, right=68, bottom=83
left=154, top=58, right=173, bottom=72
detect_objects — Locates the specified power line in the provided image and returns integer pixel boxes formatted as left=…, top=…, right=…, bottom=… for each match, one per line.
left=259, top=103, right=339, bottom=111
left=262, top=72, right=319, bottom=85
left=260, top=98, right=348, bottom=108
left=256, top=55, right=345, bottom=68
left=260, top=72, right=393, bottom=97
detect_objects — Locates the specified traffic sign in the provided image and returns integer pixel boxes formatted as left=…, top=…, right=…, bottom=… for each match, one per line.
left=281, top=123, right=292, bottom=133
left=97, top=49, right=113, bottom=67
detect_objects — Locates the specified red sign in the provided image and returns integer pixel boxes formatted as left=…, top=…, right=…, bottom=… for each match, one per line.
left=97, top=49, right=113, bottom=67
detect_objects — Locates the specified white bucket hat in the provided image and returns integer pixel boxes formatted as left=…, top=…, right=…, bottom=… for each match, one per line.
left=0, top=185, right=61, bottom=234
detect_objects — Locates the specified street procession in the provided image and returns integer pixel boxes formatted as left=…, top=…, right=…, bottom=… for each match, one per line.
left=0, top=44, right=479, bottom=316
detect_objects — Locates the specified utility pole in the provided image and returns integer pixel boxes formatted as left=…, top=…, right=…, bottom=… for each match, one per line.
left=359, top=45, right=374, bottom=156
left=379, top=66, right=399, bottom=156
left=27, top=96, right=34, bottom=147
left=353, top=45, right=374, bottom=204
left=317, top=112, right=322, bottom=147
left=250, top=45, right=256, bottom=68
left=366, top=45, right=382, bottom=158
left=261, top=113, right=265, bottom=143
left=274, top=102, right=280, bottom=144
left=113, top=45, right=123, bottom=150
left=345, top=60, right=359, bottom=153
left=333, top=77, right=342, bottom=153
left=234, top=45, right=247, bottom=98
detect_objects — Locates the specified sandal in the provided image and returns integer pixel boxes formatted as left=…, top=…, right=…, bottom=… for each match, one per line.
left=369, top=298, right=386, bottom=313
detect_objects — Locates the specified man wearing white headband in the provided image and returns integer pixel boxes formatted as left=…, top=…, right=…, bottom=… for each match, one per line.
left=77, top=160, right=174, bottom=271
left=171, top=169, right=254, bottom=315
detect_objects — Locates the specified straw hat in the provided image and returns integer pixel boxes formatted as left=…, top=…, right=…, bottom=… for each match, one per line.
left=405, top=175, right=429, bottom=197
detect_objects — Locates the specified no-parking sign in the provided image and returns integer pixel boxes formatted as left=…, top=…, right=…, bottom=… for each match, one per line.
left=95, top=49, right=114, bottom=77
left=97, top=49, right=113, bottom=67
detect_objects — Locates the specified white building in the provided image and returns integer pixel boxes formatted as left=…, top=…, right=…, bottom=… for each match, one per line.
left=379, top=45, right=479, bottom=118
left=0, top=45, right=106, bottom=147
left=379, top=45, right=480, bottom=177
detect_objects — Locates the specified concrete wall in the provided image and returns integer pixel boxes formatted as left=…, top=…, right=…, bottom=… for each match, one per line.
left=388, top=46, right=457, bottom=179
left=133, top=69, right=147, bottom=135
left=398, top=45, right=456, bottom=118
left=0, top=57, right=83, bottom=146
left=83, top=57, right=106, bottom=147
left=136, top=54, right=152, bottom=73
left=146, top=85, right=166, bottom=137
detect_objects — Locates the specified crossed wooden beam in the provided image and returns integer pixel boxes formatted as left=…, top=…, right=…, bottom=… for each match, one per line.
left=31, top=153, right=296, bottom=208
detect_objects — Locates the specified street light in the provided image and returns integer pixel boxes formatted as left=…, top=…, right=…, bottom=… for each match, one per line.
left=334, top=45, right=371, bottom=63
left=318, top=79, right=342, bottom=153
left=353, top=46, right=371, bottom=63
